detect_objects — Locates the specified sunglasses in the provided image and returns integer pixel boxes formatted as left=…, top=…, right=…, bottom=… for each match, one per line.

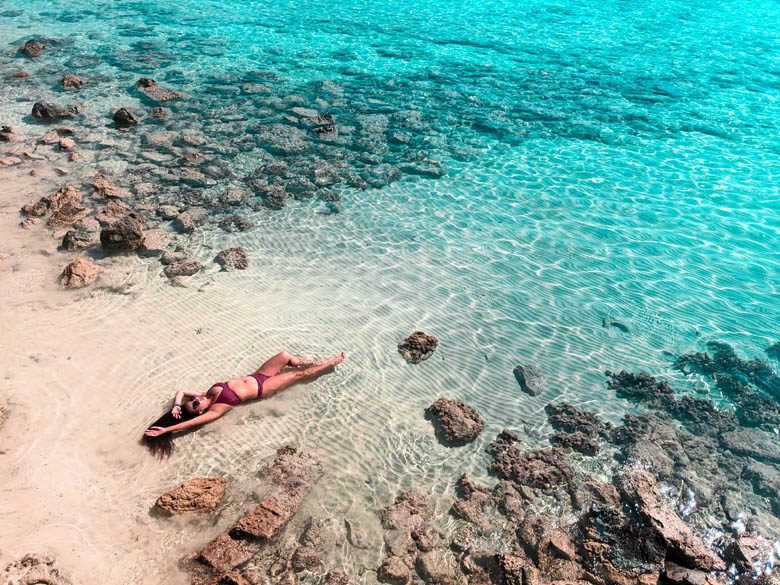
left=191, top=399, right=201, bottom=409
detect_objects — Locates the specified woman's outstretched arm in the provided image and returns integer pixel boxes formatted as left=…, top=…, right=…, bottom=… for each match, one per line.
left=144, top=408, right=225, bottom=436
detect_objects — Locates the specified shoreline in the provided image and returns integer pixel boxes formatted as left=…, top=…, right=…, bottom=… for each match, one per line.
left=1, top=9, right=780, bottom=585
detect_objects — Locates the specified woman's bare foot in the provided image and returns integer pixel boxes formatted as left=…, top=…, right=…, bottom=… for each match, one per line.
left=327, top=352, right=346, bottom=367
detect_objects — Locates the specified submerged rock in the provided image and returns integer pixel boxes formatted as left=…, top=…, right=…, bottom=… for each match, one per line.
left=164, top=258, right=202, bottom=278
left=721, top=427, right=780, bottom=463
left=378, top=556, right=410, bottom=585
left=425, top=398, right=484, bottom=445
left=135, top=77, right=183, bottom=102
left=489, top=432, right=573, bottom=489
left=32, top=101, right=72, bottom=122
left=216, top=247, right=248, bottom=271
left=450, top=473, right=493, bottom=523
left=398, top=331, right=438, bottom=364
left=617, top=468, right=725, bottom=572
left=513, top=364, right=545, bottom=396
left=218, top=215, right=253, bottom=232
left=606, top=369, right=675, bottom=408
left=19, top=40, right=46, bottom=57
left=174, top=208, right=208, bottom=233
left=91, top=173, right=130, bottom=199
left=60, top=257, right=100, bottom=288
left=3, top=554, right=71, bottom=585
left=155, top=477, right=227, bottom=515
left=602, top=317, right=630, bottom=333
left=113, top=107, right=138, bottom=129
left=195, top=446, right=322, bottom=574
left=61, top=74, right=85, bottom=89
left=61, top=217, right=100, bottom=251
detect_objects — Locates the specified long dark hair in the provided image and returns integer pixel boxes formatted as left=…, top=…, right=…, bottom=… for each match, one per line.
left=142, top=405, right=198, bottom=459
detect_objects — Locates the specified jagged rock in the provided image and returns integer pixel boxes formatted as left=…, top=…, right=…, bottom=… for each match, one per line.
left=61, top=74, right=85, bottom=89
left=606, top=370, right=676, bottom=408
left=91, top=173, right=130, bottom=198
left=3, top=554, right=71, bottom=585
left=22, top=199, right=48, bottom=217
left=381, top=492, right=432, bottom=562
left=415, top=550, right=456, bottom=584
left=135, top=77, right=183, bottom=102
left=570, top=479, right=621, bottom=512
left=0, top=125, right=14, bottom=142
left=58, top=137, right=75, bottom=150
left=157, top=205, right=179, bottom=220
left=174, top=208, right=208, bottom=233
left=160, top=251, right=188, bottom=265
left=155, top=477, right=227, bottom=515
left=323, top=569, right=350, bottom=585
left=670, top=395, right=738, bottom=435
left=218, top=215, right=253, bottom=232
left=164, top=258, right=202, bottom=278
left=425, top=398, right=484, bottom=445
left=617, top=469, right=725, bottom=571
left=62, top=217, right=100, bottom=251
left=291, top=547, right=320, bottom=572
left=60, top=257, right=100, bottom=288
left=19, top=39, right=47, bottom=57
left=113, top=107, right=138, bottom=129
left=257, top=184, right=288, bottom=209
left=516, top=516, right=582, bottom=582
left=546, top=402, right=607, bottom=455
left=450, top=474, right=492, bottom=523
left=489, top=432, right=573, bottom=489
left=196, top=446, right=322, bottom=574
left=398, top=331, right=438, bottom=363
left=721, top=427, right=780, bottom=463
left=514, top=365, right=545, bottom=396
left=151, top=106, right=171, bottom=119
left=45, top=185, right=88, bottom=228
left=663, top=562, right=724, bottom=585
left=223, top=188, right=249, bottom=206
left=96, top=200, right=137, bottom=225
left=496, top=553, right=538, bottom=585
left=20, top=217, right=40, bottom=229
left=493, top=480, right=530, bottom=522
left=722, top=535, right=775, bottom=574
left=32, top=101, right=72, bottom=122
left=216, top=247, right=248, bottom=271
left=100, top=214, right=146, bottom=252
left=378, top=556, right=410, bottom=585
left=578, top=507, right=665, bottom=585
left=138, top=229, right=168, bottom=257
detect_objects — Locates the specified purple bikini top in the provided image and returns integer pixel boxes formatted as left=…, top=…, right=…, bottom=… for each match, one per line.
left=212, top=382, right=241, bottom=406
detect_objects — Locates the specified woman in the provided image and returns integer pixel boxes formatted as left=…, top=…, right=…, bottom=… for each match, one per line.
left=142, top=350, right=346, bottom=457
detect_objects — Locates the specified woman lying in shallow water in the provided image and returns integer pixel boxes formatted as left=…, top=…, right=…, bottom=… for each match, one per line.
left=142, top=350, right=346, bottom=457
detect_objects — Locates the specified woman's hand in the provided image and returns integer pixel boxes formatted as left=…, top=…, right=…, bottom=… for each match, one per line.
left=144, top=426, right=168, bottom=437
left=171, top=405, right=182, bottom=419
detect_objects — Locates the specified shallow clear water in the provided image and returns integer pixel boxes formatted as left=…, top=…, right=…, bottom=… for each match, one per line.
left=1, top=0, right=780, bottom=582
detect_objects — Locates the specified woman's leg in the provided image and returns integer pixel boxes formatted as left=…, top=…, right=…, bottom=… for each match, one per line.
left=254, top=351, right=321, bottom=377
left=261, top=353, right=346, bottom=398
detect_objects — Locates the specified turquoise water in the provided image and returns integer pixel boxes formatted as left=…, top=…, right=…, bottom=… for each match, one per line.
left=2, top=0, right=780, bottom=580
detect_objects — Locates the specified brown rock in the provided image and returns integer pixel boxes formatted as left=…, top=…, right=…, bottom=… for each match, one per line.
left=196, top=446, right=322, bottom=574
left=216, top=247, right=248, bottom=271
left=617, top=469, right=725, bottom=572
left=378, top=556, right=410, bottom=585
left=12, top=71, right=30, bottom=78
left=100, top=214, right=146, bottom=252
left=113, top=107, right=138, bottom=129
left=19, top=39, right=46, bottom=57
left=45, top=185, right=88, bottom=228
left=664, top=562, right=725, bottom=585
left=2, top=554, right=71, bottom=585
left=323, top=569, right=350, bottom=585
left=489, top=437, right=573, bottom=489
left=291, top=546, right=320, bottom=572
left=496, top=553, right=538, bottom=585
left=154, top=477, right=227, bottom=515
left=135, top=77, right=183, bottom=102
left=722, top=535, right=775, bottom=574
left=60, top=257, right=100, bottom=288
left=151, top=106, right=171, bottom=119
left=62, top=74, right=85, bottom=89
left=398, top=331, right=438, bottom=363
left=425, top=398, right=484, bottom=444
left=164, top=258, right=202, bottom=278
left=22, top=199, right=48, bottom=217
left=58, top=137, right=76, bottom=150
left=96, top=200, right=136, bottom=225
left=91, top=173, right=130, bottom=198
left=450, top=473, right=492, bottom=523
left=20, top=217, right=41, bottom=229
left=32, top=101, right=72, bottom=122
